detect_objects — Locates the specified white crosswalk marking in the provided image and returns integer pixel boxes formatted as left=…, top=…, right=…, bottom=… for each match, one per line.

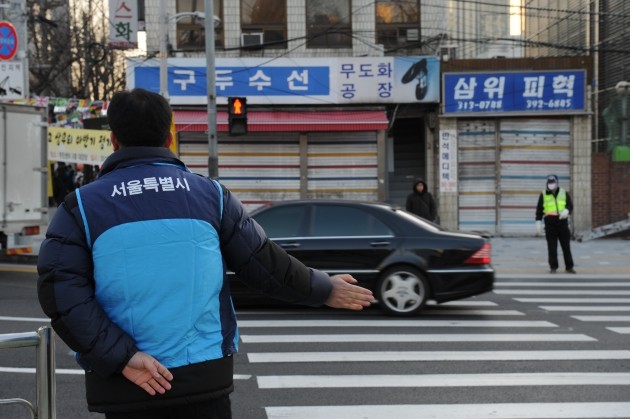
left=240, top=333, right=595, bottom=343
left=540, top=306, right=630, bottom=311
left=515, top=298, right=630, bottom=303
left=258, top=373, right=630, bottom=388
left=495, top=290, right=630, bottom=295
left=608, top=327, right=630, bottom=334
left=265, top=403, right=630, bottom=419
left=572, top=316, right=630, bottom=321
left=238, top=319, right=557, bottom=328
left=248, top=350, right=630, bottom=363
left=495, top=282, right=630, bottom=287
left=235, top=277, right=629, bottom=419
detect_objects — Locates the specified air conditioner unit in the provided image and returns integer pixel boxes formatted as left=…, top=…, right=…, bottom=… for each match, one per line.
left=241, top=32, right=264, bottom=48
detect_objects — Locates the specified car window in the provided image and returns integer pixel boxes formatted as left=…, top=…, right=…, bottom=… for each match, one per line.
left=311, top=205, right=392, bottom=237
left=254, top=206, right=306, bottom=238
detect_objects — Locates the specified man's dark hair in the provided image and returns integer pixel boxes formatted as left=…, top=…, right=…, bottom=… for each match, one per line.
left=107, top=88, right=172, bottom=147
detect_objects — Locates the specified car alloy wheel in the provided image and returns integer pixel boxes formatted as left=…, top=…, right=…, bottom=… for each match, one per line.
left=376, top=266, right=429, bottom=316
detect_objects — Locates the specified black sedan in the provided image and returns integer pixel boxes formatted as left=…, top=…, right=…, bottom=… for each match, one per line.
left=230, top=200, right=494, bottom=316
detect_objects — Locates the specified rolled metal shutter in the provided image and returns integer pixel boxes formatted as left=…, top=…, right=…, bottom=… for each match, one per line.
left=457, top=120, right=498, bottom=234
left=307, top=132, right=378, bottom=201
left=498, top=118, right=571, bottom=235
left=179, top=132, right=300, bottom=212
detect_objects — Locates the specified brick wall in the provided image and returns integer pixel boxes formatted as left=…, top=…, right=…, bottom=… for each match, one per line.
left=592, top=152, right=630, bottom=227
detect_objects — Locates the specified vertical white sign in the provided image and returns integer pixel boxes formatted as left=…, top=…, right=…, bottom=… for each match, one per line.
left=439, top=130, right=458, bottom=192
left=109, top=0, right=138, bottom=50
left=0, top=61, right=24, bottom=99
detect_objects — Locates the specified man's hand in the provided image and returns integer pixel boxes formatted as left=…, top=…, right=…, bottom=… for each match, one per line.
left=536, top=220, right=543, bottom=235
left=559, top=209, right=569, bottom=220
left=325, top=274, right=374, bottom=310
left=122, top=351, right=174, bottom=396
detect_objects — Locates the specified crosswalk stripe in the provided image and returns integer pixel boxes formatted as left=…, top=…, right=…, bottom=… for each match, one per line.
left=248, top=350, right=630, bottom=363
left=607, top=327, right=630, bottom=334
left=495, top=282, right=630, bottom=287
left=0, top=366, right=252, bottom=380
left=257, top=372, right=630, bottom=388
left=265, top=402, right=630, bottom=419
left=240, top=333, right=596, bottom=343
left=515, top=298, right=630, bottom=303
left=572, top=316, right=630, bottom=322
left=495, top=290, right=630, bottom=295
left=428, top=300, right=497, bottom=306
left=238, top=320, right=557, bottom=328
left=417, top=309, right=524, bottom=316
left=540, top=306, right=630, bottom=311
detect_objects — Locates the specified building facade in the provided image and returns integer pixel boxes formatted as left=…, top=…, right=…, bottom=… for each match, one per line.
left=523, top=0, right=630, bottom=231
left=132, top=1, right=598, bottom=236
left=136, top=0, right=446, bottom=213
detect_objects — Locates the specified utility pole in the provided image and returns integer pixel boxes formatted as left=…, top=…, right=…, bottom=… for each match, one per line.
left=204, top=0, right=218, bottom=179
left=159, top=0, right=169, bottom=101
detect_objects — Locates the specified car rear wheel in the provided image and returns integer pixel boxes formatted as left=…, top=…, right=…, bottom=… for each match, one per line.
left=376, top=266, right=429, bottom=316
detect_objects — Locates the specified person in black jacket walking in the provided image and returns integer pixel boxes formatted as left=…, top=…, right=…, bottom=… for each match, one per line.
left=37, top=89, right=374, bottom=419
left=406, top=178, right=437, bottom=222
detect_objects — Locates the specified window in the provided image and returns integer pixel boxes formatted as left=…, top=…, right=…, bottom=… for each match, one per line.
left=176, top=0, right=223, bottom=50
left=253, top=205, right=306, bottom=238
left=375, top=0, right=420, bottom=48
left=241, top=0, right=287, bottom=48
left=311, top=206, right=392, bottom=237
left=306, top=0, right=352, bottom=48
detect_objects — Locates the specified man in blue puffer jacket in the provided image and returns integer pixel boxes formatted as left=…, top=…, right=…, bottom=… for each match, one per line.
left=37, top=88, right=374, bottom=419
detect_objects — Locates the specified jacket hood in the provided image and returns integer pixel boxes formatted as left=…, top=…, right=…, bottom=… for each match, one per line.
left=412, top=178, right=428, bottom=193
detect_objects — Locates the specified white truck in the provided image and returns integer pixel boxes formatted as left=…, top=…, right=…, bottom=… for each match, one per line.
left=0, top=102, right=49, bottom=256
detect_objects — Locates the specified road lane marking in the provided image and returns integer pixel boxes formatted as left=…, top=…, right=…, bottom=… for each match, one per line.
left=515, top=298, right=630, bottom=303
left=240, top=333, right=596, bottom=343
left=0, top=366, right=251, bottom=380
left=607, top=327, right=630, bottom=334
left=495, top=282, right=630, bottom=287
left=572, top=316, right=630, bottom=322
left=265, top=402, right=630, bottom=419
left=495, top=290, right=630, bottom=295
left=540, top=306, right=630, bottom=311
left=0, top=265, right=37, bottom=273
left=419, top=310, right=524, bottom=316
left=258, top=372, right=630, bottom=388
left=238, top=320, right=558, bottom=328
left=248, top=350, right=630, bottom=363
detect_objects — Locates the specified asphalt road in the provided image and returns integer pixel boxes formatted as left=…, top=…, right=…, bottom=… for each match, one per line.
left=1, top=267, right=629, bottom=419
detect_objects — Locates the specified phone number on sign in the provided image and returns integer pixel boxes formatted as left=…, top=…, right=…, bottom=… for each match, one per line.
left=526, top=99, right=573, bottom=109
left=457, top=100, right=503, bottom=111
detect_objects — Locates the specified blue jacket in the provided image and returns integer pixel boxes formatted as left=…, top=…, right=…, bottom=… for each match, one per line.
left=37, top=147, right=333, bottom=412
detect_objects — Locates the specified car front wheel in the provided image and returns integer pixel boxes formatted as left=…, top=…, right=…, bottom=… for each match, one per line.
left=376, top=266, right=429, bottom=316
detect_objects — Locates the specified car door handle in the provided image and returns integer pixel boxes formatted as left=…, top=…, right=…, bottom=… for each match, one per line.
left=280, top=242, right=301, bottom=248
left=370, top=241, right=390, bottom=247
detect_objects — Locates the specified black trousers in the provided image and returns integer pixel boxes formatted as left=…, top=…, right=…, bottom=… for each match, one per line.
left=544, top=217, right=574, bottom=270
left=104, top=394, right=231, bottom=419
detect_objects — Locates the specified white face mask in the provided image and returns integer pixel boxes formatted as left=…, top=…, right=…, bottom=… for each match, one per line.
left=547, top=182, right=557, bottom=191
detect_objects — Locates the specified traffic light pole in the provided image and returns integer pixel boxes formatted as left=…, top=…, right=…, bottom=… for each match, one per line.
left=204, top=0, right=219, bottom=178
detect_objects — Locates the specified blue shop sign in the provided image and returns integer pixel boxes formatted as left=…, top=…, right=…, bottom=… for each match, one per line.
left=443, top=70, right=586, bottom=115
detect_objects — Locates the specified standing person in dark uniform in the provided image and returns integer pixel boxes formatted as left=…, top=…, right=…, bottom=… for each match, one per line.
left=406, top=178, right=437, bottom=222
left=535, top=174, right=576, bottom=274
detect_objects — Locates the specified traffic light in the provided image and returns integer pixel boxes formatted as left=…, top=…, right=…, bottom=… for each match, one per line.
left=228, top=97, right=248, bottom=136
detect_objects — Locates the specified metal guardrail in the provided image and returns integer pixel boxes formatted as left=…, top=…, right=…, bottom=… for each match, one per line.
left=0, top=326, right=56, bottom=419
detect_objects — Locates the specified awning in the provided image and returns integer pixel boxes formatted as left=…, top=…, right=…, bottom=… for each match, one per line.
left=174, top=110, right=389, bottom=132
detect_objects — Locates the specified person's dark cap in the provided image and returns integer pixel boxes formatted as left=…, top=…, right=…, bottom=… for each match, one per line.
left=546, top=175, right=559, bottom=183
